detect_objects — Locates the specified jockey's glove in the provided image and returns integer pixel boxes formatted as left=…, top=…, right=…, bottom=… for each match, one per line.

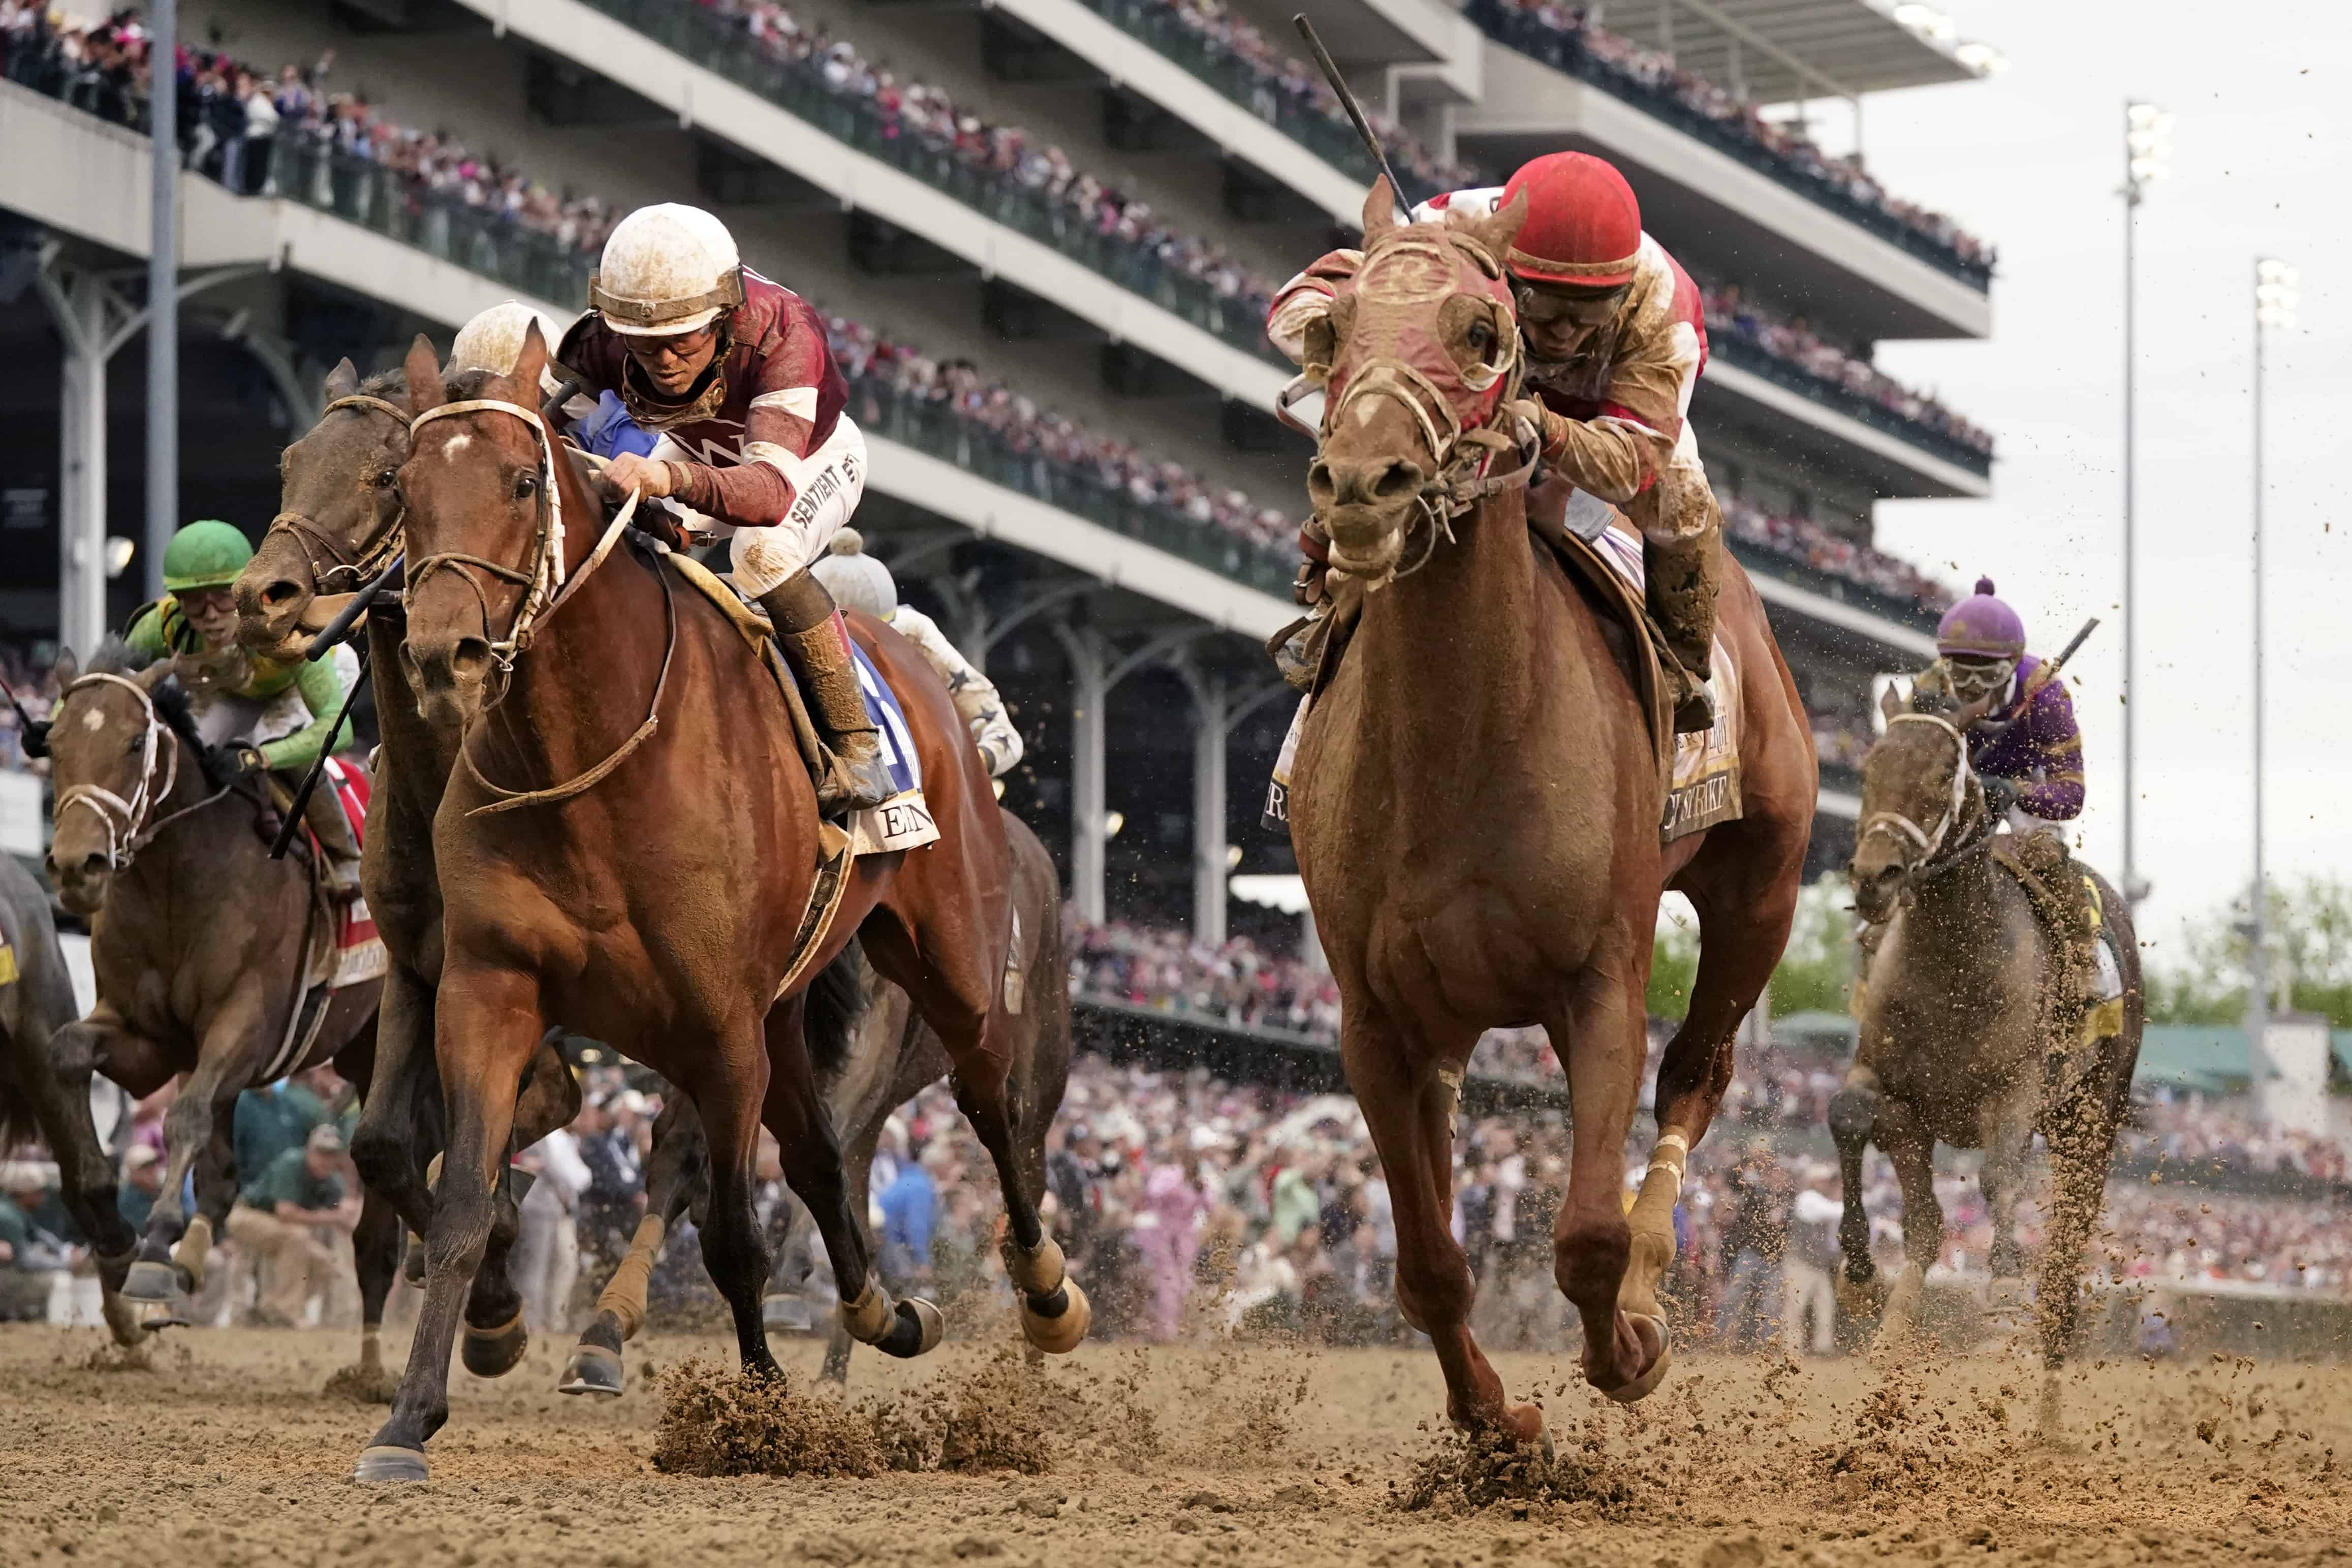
left=1981, top=776, right=2021, bottom=821
left=211, top=743, right=265, bottom=782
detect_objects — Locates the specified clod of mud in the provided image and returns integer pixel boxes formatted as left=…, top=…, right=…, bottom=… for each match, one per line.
left=1391, top=1428, right=1643, bottom=1516
left=321, top=1363, right=397, bottom=1405
left=77, top=1341, right=156, bottom=1374
left=907, top=1349, right=1056, bottom=1475
left=650, top=1356, right=885, bottom=1477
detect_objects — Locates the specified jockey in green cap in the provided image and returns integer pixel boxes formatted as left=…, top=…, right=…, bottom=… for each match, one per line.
left=123, top=520, right=363, bottom=899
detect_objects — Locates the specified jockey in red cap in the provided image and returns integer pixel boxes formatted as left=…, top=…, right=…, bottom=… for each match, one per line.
left=1268, top=151, right=1721, bottom=731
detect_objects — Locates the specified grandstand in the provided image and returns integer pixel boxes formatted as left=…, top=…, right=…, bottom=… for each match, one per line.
left=0, top=0, right=1994, bottom=931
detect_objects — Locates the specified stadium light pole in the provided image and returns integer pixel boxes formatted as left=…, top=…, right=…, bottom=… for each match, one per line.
left=2248, top=258, right=2297, bottom=1050
left=147, top=0, right=180, bottom=598
left=2119, top=100, right=2170, bottom=907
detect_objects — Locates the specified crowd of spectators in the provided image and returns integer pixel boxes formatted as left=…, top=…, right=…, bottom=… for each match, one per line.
left=1703, top=284, right=1994, bottom=458
left=2118, top=1093, right=2351, bottom=1186
left=1463, top=0, right=1995, bottom=280
left=1725, top=495, right=1955, bottom=611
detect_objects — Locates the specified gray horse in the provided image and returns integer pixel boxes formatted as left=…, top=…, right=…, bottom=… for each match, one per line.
left=1834, top=681, right=2143, bottom=1386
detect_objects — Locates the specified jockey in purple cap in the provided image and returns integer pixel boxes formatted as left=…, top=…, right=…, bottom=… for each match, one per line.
left=1935, top=577, right=2084, bottom=836
left=1921, top=577, right=2115, bottom=1028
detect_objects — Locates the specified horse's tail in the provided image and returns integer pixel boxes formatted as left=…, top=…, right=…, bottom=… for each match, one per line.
left=803, top=940, right=866, bottom=1080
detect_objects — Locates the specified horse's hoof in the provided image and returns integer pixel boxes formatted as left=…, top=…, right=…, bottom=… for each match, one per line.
left=100, top=1293, right=152, bottom=1348
left=351, top=1445, right=429, bottom=1483
left=460, top=1313, right=528, bottom=1379
left=875, top=1297, right=946, bottom=1360
left=1602, top=1313, right=1672, bottom=1405
left=1017, top=1276, right=1090, bottom=1355
left=557, top=1343, right=625, bottom=1397
left=120, top=1260, right=183, bottom=1303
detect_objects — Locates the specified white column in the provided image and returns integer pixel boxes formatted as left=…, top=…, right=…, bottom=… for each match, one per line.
left=45, top=273, right=109, bottom=657
left=1191, top=676, right=1228, bottom=947
left=1061, top=629, right=1107, bottom=926
left=147, top=0, right=180, bottom=599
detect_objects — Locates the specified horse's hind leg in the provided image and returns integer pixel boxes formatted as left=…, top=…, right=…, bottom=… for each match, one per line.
left=355, top=964, right=541, bottom=1483
left=560, top=1090, right=708, bottom=1396
left=1829, top=1065, right=1884, bottom=1315
left=685, top=1011, right=788, bottom=1382
left=456, top=1031, right=578, bottom=1381
left=123, top=988, right=268, bottom=1303
left=1977, top=1079, right=2038, bottom=1349
left=761, top=998, right=941, bottom=1364
left=2035, top=1049, right=2128, bottom=1428
left=1546, top=954, right=1669, bottom=1404
left=1343, top=1008, right=1540, bottom=1440
left=350, top=963, right=442, bottom=1251
left=817, top=1117, right=885, bottom=1385
left=336, top=1184, right=403, bottom=1400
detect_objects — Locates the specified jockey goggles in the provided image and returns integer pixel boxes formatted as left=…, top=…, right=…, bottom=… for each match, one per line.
left=1942, top=655, right=2017, bottom=705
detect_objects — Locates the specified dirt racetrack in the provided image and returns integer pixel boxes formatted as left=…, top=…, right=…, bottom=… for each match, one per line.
left=0, top=1321, right=2343, bottom=1568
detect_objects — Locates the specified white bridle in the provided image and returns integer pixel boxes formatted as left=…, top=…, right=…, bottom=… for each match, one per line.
left=52, top=673, right=182, bottom=871
left=1858, top=711, right=1973, bottom=864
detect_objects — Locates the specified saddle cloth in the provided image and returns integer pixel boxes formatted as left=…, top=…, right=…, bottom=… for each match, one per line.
left=1586, top=526, right=1744, bottom=842
left=1990, top=841, right=2126, bottom=1049
left=320, top=759, right=388, bottom=990
left=1261, top=523, right=1744, bottom=843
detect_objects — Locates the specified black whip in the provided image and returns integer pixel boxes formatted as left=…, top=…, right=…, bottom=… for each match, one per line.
left=1293, top=15, right=1409, bottom=209
left=271, top=644, right=373, bottom=861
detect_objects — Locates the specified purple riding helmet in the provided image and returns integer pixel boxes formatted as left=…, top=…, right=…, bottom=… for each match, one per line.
left=1935, top=577, right=2025, bottom=704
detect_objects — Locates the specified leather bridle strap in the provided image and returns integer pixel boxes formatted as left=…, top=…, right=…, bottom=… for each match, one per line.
left=1859, top=712, right=1973, bottom=867
left=52, top=673, right=192, bottom=870
left=266, top=394, right=415, bottom=588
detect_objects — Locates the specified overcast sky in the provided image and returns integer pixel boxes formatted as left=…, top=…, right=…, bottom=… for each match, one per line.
left=1809, top=0, right=2349, bottom=957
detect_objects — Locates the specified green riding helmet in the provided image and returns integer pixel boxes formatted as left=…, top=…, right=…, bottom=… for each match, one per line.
left=160, top=519, right=255, bottom=593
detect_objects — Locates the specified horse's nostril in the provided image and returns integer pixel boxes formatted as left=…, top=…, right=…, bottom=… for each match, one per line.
left=450, top=638, right=493, bottom=682
left=258, top=579, right=301, bottom=609
left=1372, top=461, right=1421, bottom=499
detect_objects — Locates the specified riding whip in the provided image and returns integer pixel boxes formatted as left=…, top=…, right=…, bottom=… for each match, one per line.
left=1292, top=15, right=1410, bottom=208
left=307, top=550, right=404, bottom=661
left=1967, top=616, right=2100, bottom=744
left=271, top=645, right=372, bottom=862
left=0, top=671, right=50, bottom=759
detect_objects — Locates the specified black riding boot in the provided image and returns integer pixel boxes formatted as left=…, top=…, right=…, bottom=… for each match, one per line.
left=760, top=570, right=896, bottom=815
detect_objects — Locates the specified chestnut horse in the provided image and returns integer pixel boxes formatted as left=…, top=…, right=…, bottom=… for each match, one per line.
left=37, top=639, right=396, bottom=1369
left=234, top=364, right=584, bottom=1395
left=1289, top=180, right=1814, bottom=1438
left=358, top=329, right=1077, bottom=1481
left=1837, top=682, right=2143, bottom=1390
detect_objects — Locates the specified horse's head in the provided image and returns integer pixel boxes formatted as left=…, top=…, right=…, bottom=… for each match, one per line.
left=42, top=642, right=191, bottom=915
left=235, top=359, right=412, bottom=661
left=1305, top=178, right=1529, bottom=585
left=1847, top=680, right=1996, bottom=922
left=394, top=328, right=577, bottom=734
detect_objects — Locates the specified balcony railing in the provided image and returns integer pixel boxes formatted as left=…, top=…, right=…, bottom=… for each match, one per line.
left=569, top=0, right=1289, bottom=365
left=1463, top=0, right=1994, bottom=291
left=1708, top=333, right=1993, bottom=477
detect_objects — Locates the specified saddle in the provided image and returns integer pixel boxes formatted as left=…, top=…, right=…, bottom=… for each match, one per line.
left=1989, top=837, right=2124, bottom=1053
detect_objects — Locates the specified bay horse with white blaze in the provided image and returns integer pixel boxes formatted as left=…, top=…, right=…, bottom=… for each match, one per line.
left=359, top=328, right=1078, bottom=1481
left=1289, top=179, right=1814, bottom=1437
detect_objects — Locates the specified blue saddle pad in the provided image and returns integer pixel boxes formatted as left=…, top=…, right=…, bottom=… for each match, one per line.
left=852, top=641, right=921, bottom=798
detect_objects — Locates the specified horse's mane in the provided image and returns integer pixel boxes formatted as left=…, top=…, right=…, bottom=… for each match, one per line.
left=82, top=635, right=229, bottom=791
left=1906, top=661, right=1964, bottom=717
left=359, top=366, right=407, bottom=401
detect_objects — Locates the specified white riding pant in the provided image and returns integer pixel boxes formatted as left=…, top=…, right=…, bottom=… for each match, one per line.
left=653, top=413, right=870, bottom=599
left=890, top=606, right=1025, bottom=778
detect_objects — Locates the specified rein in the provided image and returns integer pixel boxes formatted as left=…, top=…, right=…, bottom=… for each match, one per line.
left=1859, top=712, right=1980, bottom=875
left=405, top=395, right=654, bottom=815
left=266, top=394, right=413, bottom=591
left=52, top=673, right=238, bottom=869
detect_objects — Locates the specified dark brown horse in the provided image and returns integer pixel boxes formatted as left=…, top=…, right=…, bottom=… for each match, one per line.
left=359, top=329, right=1077, bottom=1481
left=1836, top=683, right=2143, bottom=1394
left=37, top=639, right=396, bottom=1366
left=235, top=362, right=584, bottom=1392
left=1287, top=180, right=1815, bottom=1438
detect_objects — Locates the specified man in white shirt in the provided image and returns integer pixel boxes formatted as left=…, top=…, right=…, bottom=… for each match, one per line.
left=510, top=1122, right=594, bottom=1336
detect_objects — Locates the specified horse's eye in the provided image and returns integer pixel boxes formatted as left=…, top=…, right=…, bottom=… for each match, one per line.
left=513, top=472, right=540, bottom=500
left=1466, top=320, right=1495, bottom=358
left=374, top=468, right=398, bottom=489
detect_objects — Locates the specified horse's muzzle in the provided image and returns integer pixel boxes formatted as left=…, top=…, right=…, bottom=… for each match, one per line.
left=1846, top=860, right=1905, bottom=925
left=46, top=850, right=110, bottom=917
left=403, top=637, right=496, bottom=733
left=234, top=572, right=312, bottom=659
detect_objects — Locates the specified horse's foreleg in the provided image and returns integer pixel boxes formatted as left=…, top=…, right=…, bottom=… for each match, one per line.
left=349, top=963, right=442, bottom=1246
left=453, top=1030, right=576, bottom=1382
left=125, top=994, right=264, bottom=1302
left=2036, top=1059, right=2126, bottom=1382
left=35, top=1014, right=146, bottom=1339
left=817, top=1120, right=884, bottom=1385
left=1342, top=1009, right=1537, bottom=1441
left=1653, top=872, right=1803, bottom=1153
left=1547, top=956, right=1666, bottom=1404
left=339, top=1184, right=404, bottom=1400
left=1977, top=1081, right=2037, bottom=1347
left=685, top=1011, right=786, bottom=1382
left=356, top=964, right=540, bottom=1483
left=1828, top=1065, right=1883, bottom=1313
left=761, top=1000, right=941, bottom=1364
left=1873, top=1099, right=1939, bottom=1354
left=559, top=1090, right=708, bottom=1397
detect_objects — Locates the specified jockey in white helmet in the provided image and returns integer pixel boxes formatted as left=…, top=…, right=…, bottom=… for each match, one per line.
left=558, top=203, right=889, bottom=813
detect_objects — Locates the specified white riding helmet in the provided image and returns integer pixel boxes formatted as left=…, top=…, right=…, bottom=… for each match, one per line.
left=449, top=301, right=571, bottom=398
left=811, top=529, right=898, bottom=620
left=590, top=203, right=745, bottom=337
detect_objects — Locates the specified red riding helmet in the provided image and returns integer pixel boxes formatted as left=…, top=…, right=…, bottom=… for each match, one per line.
left=1498, top=152, right=1643, bottom=290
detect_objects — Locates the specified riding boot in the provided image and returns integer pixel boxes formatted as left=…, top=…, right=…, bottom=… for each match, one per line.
left=299, top=772, right=365, bottom=902
left=2012, top=830, right=2094, bottom=1024
left=1644, top=529, right=1721, bottom=735
left=759, top=570, right=896, bottom=816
